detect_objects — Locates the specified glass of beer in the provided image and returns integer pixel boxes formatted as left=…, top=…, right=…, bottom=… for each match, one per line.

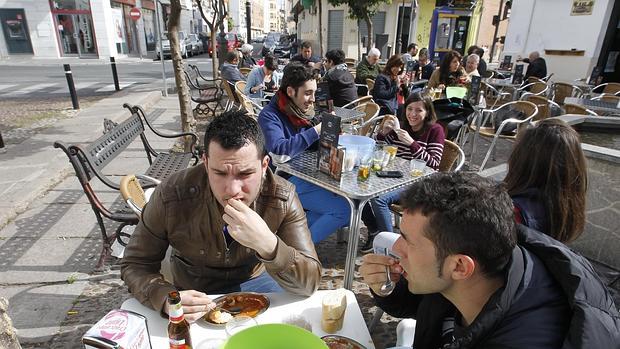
left=384, top=145, right=398, bottom=162
left=410, top=159, right=426, bottom=177
left=357, top=158, right=371, bottom=182
left=372, top=150, right=386, bottom=171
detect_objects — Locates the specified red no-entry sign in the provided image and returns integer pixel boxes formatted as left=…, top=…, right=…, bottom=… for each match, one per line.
left=129, top=7, right=141, bottom=21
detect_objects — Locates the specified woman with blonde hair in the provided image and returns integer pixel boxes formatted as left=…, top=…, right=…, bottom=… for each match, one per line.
left=504, top=118, right=587, bottom=242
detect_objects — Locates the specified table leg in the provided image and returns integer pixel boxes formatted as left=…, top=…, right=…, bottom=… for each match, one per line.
left=343, top=198, right=369, bottom=290
left=468, top=109, right=482, bottom=170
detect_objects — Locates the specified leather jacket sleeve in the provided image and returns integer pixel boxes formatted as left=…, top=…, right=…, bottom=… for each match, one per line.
left=120, top=186, right=176, bottom=312
left=258, top=184, right=322, bottom=296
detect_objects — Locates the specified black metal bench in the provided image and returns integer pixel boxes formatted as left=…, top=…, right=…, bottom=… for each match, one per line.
left=54, top=103, right=199, bottom=271
left=185, top=63, right=225, bottom=118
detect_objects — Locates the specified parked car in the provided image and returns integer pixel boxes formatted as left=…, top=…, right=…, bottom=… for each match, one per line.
left=261, top=33, right=280, bottom=57
left=207, top=32, right=243, bottom=57
left=252, top=36, right=265, bottom=44
left=187, top=34, right=204, bottom=56
left=156, top=31, right=190, bottom=59
left=274, top=34, right=293, bottom=58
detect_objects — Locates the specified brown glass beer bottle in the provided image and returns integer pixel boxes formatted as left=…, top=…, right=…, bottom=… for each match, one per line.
left=168, top=291, right=193, bottom=349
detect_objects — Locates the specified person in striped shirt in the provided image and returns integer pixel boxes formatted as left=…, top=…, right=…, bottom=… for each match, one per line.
left=360, top=92, right=445, bottom=252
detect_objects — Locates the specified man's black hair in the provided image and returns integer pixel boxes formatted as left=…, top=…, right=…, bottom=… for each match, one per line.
left=407, top=43, right=418, bottom=52
left=225, top=51, right=238, bottom=63
left=203, top=109, right=266, bottom=158
left=325, top=49, right=345, bottom=65
left=300, top=41, right=312, bottom=49
left=400, top=172, right=516, bottom=278
left=279, top=62, right=314, bottom=95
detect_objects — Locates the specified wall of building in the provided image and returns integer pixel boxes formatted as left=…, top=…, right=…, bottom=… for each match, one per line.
left=414, top=0, right=435, bottom=50
left=504, top=0, right=614, bottom=81
left=0, top=0, right=59, bottom=58
left=475, top=0, right=509, bottom=62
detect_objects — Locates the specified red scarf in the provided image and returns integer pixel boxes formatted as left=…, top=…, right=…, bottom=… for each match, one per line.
left=275, top=91, right=313, bottom=128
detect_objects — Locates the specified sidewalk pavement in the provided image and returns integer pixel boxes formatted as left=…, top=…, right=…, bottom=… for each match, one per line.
left=0, top=91, right=191, bottom=347
left=0, top=55, right=158, bottom=67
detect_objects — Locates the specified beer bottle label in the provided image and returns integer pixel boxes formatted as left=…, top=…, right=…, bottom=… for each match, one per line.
left=169, top=302, right=184, bottom=323
left=169, top=338, right=188, bottom=348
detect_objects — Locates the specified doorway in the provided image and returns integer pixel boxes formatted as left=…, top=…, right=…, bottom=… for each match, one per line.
left=55, top=13, right=96, bottom=57
left=0, top=9, right=34, bottom=54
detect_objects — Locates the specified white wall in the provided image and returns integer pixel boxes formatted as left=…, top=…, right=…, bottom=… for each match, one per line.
left=0, top=0, right=59, bottom=58
left=91, top=0, right=117, bottom=57
left=503, top=0, right=614, bottom=82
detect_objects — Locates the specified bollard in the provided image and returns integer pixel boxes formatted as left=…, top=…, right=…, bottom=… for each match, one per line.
left=110, top=57, right=120, bottom=91
left=63, top=64, right=79, bottom=110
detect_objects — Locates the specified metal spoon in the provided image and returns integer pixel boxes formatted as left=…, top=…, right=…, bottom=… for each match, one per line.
left=379, top=247, right=395, bottom=296
left=218, top=306, right=242, bottom=315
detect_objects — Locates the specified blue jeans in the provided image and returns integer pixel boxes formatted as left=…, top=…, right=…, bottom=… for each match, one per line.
left=289, top=176, right=351, bottom=243
left=213, top=271, right=284, bottom=294
left=364, top=187, right=405, bottom=233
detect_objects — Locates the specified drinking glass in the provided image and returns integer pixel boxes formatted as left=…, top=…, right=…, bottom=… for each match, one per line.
left=357, top=158, right=371, bottom=182
left=225, top=315, right=258, bottom=338
left=384, top=145, right=398, bottom=162
left=410, top=159, right=426, bottom=177
left=372, top=150, right=387, bottom=171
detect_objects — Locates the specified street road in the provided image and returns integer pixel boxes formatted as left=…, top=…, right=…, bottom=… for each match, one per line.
left=0, top=54, right=215, bottom=99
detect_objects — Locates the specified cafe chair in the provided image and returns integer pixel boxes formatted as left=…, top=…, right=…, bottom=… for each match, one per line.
left=593, top=82, right=620, bottom=95
left=239, top=67, right=252, bottom=76
left=356, top=83, right=369, bottom=97
left=119, top=174, right=161, bottom=218
left=235, top=81, right=268, bottom=115
left=542, top=73, right=554, bottom=82
left=481, top=82, right=512, bottom=109
left=345, top=57, right=356, bottom=69
left=342, top=95, right=374, bottom=109
left=521, top=95, right=563, bottom=121
left=592, top=94, right=620, bottom=103
left=550, top=82, right=584, bottom=105
left=563, top=103, right=598, bottom=116
left=353, top=102, right=382, bottom=137
left=221, top=79, right=242, bottom=111
left=366, top=78, right=375, bottom=92
left=474, top=101, right=538, bottom=171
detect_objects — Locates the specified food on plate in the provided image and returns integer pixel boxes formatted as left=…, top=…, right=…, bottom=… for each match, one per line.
left=321, top=289, right=347, bottom=333
left=322, top=335, right=366, bottom=349
left=204, top=293, right=269, bottom=324
left=207, top=309, right=233, bottom=324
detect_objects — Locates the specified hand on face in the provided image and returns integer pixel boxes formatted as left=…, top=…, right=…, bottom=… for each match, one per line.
left=223, top=198, right=278, bottom=259
left=359, top=254, right=403, bottom=295
left=166, top=290, right=216, bottom=323
left=394, top=129, right=414, bottom=146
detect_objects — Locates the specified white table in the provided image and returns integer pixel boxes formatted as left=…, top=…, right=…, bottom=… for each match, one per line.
left=121, top=289, right=375, bottom=349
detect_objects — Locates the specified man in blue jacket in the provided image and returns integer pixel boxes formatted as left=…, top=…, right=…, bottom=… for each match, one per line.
left=361, top=172, right=619, bottom=348
left=258, top=63, right=350, bottom=243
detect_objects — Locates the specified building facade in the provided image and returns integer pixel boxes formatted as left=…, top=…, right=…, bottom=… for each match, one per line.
left=0, top=0, right=192, bottom=59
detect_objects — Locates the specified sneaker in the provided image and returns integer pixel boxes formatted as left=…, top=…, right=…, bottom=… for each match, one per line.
left=360, top=236, right=375, bottom=253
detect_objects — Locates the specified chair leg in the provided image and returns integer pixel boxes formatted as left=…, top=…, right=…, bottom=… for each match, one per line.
left=368, top=308, right=384, bottom=332
left=479, top=133, right=500, bottom=171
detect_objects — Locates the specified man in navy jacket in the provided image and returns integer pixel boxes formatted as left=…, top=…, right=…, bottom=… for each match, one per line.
left=361, top=172, right=619, bottom=348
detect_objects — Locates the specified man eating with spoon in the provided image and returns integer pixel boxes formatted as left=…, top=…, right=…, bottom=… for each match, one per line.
left=121, top=110, right=321, bottom=323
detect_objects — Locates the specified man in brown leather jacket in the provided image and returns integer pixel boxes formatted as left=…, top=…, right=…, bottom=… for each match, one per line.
left=121, top=110, right=322, bottom=322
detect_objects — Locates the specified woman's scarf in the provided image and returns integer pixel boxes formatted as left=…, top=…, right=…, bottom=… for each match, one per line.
left=273, top=90, right=315, bottom=129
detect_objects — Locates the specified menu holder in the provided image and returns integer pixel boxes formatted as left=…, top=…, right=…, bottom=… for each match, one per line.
left=317, top=112, right=344, bottom=180
left=469, top=75, right=482, bottom=105
left=588, top=66, right=603, bottom=86
left=500, top=55, right=513, bottom=71
left=512, top=64, right=524, bottom=85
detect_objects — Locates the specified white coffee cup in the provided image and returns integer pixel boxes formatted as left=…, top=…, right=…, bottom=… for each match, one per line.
left=372, top=231, right=401, bottom=258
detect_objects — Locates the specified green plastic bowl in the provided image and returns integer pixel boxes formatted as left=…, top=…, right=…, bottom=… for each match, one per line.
left=220, top=323, right=328, bottom=349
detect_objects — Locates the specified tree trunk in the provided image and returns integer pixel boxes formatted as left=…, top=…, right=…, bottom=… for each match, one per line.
left=365, top=15, right=373, bottom=51
left=210, top=31, right=219, bottom=78
left=169, top=0, right=195, bottom=152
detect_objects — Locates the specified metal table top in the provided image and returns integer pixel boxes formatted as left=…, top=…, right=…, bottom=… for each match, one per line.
left=275, top=151, right=428, bottom=200
left=332, top=106, right=367, bottom=123
left=565, top=97, right=620, bottom=115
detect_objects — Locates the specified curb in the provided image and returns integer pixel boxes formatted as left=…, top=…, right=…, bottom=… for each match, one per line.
left=0, top=90, right=163, bottom=230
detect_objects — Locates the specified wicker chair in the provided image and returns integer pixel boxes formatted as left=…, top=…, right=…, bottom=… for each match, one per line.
left=474, top=101, right=538, bottom=171
left=221, top=79, right=241, bottom=111
left=551, top=82, right=583, bottom=105
left=366, top=78, right=375, bottom=92
left=234, top=80, right=265, bottom=117
left=342, top=95, right=374, bottom=109
left=522, top=95, right=562, bottom=121
left=119, top=174, right=161, bottom=217
left=353, top=102, right=381, bottom=137
left=592, top=94, right=620, bottom=103
left=594, top=82, right=620, bottom=95
left=239, top=67, right=252, bottom=76
left=563, top=103, right=598, bottom=116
